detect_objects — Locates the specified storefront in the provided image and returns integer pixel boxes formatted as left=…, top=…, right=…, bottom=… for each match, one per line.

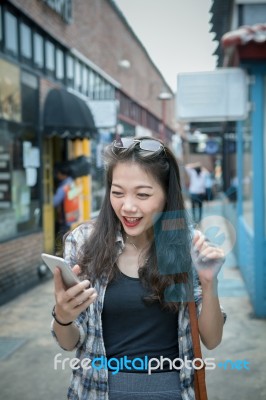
left=222, top=24, right=266, bottom=317
left=0, top=1, right=115, bottom=303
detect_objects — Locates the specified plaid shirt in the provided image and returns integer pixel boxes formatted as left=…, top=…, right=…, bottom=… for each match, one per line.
left=51, top=223, right=226, bottom=400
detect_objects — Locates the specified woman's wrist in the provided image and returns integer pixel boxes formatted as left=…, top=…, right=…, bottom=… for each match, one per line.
left=201, top=278, right=218, bottom=296
left=52, top=306, right=73, bottom=326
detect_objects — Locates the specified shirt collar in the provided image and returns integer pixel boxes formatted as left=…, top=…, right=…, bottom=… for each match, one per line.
left=115, top=224, right=125, bottom=249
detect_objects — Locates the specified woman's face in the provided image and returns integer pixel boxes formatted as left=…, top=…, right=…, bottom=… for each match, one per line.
left=110, top=162, right=166, bottom=240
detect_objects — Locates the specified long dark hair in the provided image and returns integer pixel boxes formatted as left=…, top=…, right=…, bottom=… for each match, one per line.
left=77, top=137, right=193, bottom=312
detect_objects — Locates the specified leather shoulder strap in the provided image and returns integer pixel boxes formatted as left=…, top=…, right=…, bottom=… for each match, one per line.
left=188, top=301, right=208, bottom=400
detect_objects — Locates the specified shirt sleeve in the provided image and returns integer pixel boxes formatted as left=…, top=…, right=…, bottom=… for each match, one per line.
left=51, top=224, right=94, bottom=350
left=53, top=186, right=65, bottom=207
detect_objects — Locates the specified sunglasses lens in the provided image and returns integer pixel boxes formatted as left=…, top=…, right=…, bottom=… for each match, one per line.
left=114, top=138, right=135, bottom=148
left=140, top=140, right=162, bottom=152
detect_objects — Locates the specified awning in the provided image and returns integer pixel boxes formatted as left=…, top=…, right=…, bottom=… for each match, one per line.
left=222, top=24, right=266, bottom=47
left=43, top=88, right=97, bottom=138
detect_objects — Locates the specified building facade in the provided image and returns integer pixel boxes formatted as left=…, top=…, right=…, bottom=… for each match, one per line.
left=0, top=0, right=176, bottom=304
left=211, top=0, right=266, bottom=316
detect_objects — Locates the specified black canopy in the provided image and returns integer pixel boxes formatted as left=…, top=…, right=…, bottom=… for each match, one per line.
left=43, top=88, right=97, bottom=138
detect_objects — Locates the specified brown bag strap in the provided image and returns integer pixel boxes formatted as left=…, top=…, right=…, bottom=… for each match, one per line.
left=188, top=301, right=208, bottom=400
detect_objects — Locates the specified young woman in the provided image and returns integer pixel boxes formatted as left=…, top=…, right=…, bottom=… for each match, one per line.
left=51, top=137, right=226, bottom=400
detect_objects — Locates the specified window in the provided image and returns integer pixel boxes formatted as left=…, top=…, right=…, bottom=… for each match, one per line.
left=94, top=74, right=100, bottom=99
left=66, top=54, right=74, bottom=87
left=0, top=125, right=41, bottom=241
left=5, top=11, right=18, bottom=56
left=56, top=48, right=64, bottom=81
left=0, top=59, right=21, bottom=122
left=21, top=71, right=38, bottom=125
left=20, top=22, right=32, bottom=61
left=99, top=77, right=105, bottom=99
left=81, top=66, right=88, bottom=95
left=45, top=40, right=55, bottom=76
left=74, top=60, right=81, bottom=92
left=88, top=69, right=94, bottom=98
left=242, top=4, right=266, bottom=25
left=105, top=83, right=114, bottom=100
left=33, top=32, right=44, bottom=69
left=0, top=61, right=40, bottom=241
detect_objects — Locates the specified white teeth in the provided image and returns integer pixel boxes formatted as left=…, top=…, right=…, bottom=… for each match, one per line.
left=124, top=217, right=141, bottom=222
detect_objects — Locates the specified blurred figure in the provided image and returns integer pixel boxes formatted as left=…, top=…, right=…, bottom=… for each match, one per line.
left=205, top=171, right=214, bottom=202
left=227, top=173, right=238, bottom=204
left=185, top=162, right=209, bottom=223
left=53, top=164, right=80, bottom=244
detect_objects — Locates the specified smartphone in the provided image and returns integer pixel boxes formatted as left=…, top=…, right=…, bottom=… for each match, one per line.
left=41, top=253, right=80, bottom=288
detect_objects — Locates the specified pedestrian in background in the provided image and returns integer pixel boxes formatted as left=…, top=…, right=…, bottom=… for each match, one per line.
left=53, top=164, right=80, bottom=248
left=51, top=137, right=226, bottom=400
left=205, top=171, right=214, bottom=202
left=185, top=162, right=209, bottom=224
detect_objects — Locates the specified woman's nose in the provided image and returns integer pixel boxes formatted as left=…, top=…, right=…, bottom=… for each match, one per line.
left=121, top=197, right=137, bottom=213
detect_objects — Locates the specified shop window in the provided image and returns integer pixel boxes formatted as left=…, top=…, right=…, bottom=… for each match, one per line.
left=66, top=54, right=74, bottom=88
left=45, top=39, right=55, bottom=77
left=21, top=71, right=38, bottom=125
left=20, top=22, right=32, bottom=62
left=5, top=11, right=18, bottom=56
left=56, top=48, right=64, bottom=81
left=33, top=32, right=44, bottom=70
left=0, top=125, right=41, bottom=242
left=0, top=59, right=21, bottom=122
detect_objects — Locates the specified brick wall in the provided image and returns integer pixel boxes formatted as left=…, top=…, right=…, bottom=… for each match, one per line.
left=9, top=0, right=175, bottom=123
left=0, top=232, right=44, bottom=305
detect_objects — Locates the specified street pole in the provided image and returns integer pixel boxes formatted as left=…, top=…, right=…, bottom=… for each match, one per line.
left=158, top=90, right=172, bottom=143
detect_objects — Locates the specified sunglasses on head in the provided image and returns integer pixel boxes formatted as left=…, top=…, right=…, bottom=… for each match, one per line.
left=113, top=137, right=165, bottom=153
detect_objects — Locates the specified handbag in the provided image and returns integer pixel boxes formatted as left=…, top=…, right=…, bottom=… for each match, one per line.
left=188, top=301, right=208, bottom=400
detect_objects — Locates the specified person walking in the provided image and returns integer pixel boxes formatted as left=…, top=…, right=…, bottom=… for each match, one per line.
left=185, top=162, right=209, bottom=224
left=53, top=164, right=80, bottom=246
left=51, top=137, right=226, bottom=400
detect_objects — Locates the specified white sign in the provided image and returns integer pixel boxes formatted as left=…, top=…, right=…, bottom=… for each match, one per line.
left=26, top=168, right=37, bottom=187
left=23, top=142, right=40, bottom=168
left=176, top=68, right=249, bottom=122
left=87, top=100, right=118, bottom=128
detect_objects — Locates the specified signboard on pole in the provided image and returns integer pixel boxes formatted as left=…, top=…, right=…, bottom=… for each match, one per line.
left=176, top=68, right=249, bottom=122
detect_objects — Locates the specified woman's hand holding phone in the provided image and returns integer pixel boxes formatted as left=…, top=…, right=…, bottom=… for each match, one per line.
left=53, top=264, right=98, bottom=325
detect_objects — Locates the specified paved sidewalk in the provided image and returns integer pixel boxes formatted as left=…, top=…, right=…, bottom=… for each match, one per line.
left=1, top=269, right=265, bottom=400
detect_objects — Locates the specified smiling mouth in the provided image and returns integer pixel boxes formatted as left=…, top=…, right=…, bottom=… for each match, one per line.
left=122, top=216, right=142, bottom=227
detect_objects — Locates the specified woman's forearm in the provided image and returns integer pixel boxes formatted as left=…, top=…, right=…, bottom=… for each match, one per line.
left=53, top=320, right=80, bottom=351
left=198, top=279, right=224, bottom=350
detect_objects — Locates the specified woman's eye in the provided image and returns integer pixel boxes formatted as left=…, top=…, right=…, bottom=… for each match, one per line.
left=111, top=191, right=123, bottom=196
left=138, top=193, right=150, bottom=198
